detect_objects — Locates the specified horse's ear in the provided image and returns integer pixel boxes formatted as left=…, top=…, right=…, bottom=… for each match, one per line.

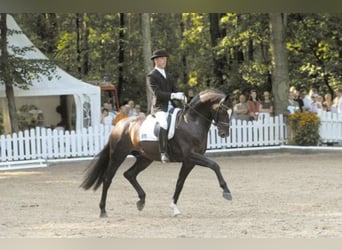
left=224, top=95, right=232, bottom=107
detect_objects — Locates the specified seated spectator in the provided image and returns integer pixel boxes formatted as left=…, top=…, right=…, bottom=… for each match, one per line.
left=234, top=94, right=250, bottom=121
left=112, top=105, right=129, bottom=125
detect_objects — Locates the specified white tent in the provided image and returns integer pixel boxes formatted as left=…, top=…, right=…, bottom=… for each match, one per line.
left=0, top=15, right=101, bottom=133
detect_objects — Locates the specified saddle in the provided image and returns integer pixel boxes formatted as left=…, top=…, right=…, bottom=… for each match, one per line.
left=139, top=108, right=181, bottom=141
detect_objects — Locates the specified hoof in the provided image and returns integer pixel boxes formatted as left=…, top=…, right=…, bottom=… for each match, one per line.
left=100, top=212, right=108, bottom=218
left=136, top=200, right=145, bottom=211
left=173, top=210, right=181, bottom=217
left=223, top=191, right=232, bottom=201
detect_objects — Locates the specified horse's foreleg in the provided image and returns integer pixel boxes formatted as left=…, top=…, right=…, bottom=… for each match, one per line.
left=171, top=163, right=195, bottom=216
left=189, top=152, right=232, bottom=201
left=99, top=156, right=127, bottom=218
left=123, top=156, right=152, bottom=211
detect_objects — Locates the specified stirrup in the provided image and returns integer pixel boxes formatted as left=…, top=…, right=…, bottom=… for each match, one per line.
left=161, top=153, right=169, bottom=163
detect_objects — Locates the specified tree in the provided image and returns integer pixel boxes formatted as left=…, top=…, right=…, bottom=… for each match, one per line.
left=11, top=13, right=342, bottom=114
left=0, top=14, right=18, bottom=132
left=287, top=13, right=342, bottom=97
left=141, top=13, right=153, bottom=113
left=269, top=13, right=289, bottom=115
left=209, top=13, right=227, bottom=86
left=0, top=14, right=57, bottom=133
left=117, top=13, right=125, bottom=99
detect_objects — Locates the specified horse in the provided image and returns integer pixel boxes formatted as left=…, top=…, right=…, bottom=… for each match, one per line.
left=81, top=89, right=233, bottom=217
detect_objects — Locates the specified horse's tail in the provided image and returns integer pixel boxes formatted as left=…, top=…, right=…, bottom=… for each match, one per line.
left=80, top=142, right=111, bottom=191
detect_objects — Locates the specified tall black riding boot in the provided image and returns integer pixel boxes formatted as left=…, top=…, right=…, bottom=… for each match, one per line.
left=159, top=128, right=169, bottom=163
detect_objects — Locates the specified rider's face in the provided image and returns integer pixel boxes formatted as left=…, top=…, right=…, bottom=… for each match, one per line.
left=154, top=56, right=167, bottom=69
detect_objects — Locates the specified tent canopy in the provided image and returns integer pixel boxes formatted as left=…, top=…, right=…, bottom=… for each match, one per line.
left=0, top=15, right=101, bottom=132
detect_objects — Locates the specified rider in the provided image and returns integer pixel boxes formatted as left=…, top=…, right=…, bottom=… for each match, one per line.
left=146, top=49, right=186, bottom=163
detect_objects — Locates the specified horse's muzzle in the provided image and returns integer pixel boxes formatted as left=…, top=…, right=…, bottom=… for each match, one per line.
left=218, top=130, right=229, bottom=138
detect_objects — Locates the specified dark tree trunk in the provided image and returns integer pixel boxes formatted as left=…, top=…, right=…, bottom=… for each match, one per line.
left=0, top=14, right=18, bottom=133
left=269, top=13, right=290, bottom=115
left=82, top=13, right=89, bottom=78
left=209, top=13, right=227, bottom=85
left=117, top=13, right=125, bottom=100
left=141, top=13, right=152, bottom=113
left=180, top=18, right=188, bottom=85
left=35, top=13, right=58, bottom=54
left=76, top=13, right=82, bottom=78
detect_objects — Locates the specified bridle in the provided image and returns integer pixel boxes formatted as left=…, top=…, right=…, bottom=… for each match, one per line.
left=183, top=97, right=231, bottom=127
left=212, top=98, right=231, bottom=127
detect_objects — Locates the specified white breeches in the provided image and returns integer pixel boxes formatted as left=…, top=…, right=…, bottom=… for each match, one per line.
left=154, top=111, right=168, bottom=129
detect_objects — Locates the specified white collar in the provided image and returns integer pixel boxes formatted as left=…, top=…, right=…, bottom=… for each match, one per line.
left=155, top=67, right=166, bottom=79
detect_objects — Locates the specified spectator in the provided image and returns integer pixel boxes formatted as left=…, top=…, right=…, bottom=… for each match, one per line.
left=322, top=93, right=333, bottom=112
left=233, top=94, right=250, bottom=121
left=298, top=89, right=311, bottom=113
left=259, top=91, right=273, bottom=118
left=289, top=86, right=298, bottom=97
left=337, top=89, right=342, bottom=115
left=100, top=108, right=113, bottom=126
left=287, top=91, right=300, bottom=114
left=112, top=105, right=129, bottom=125
left=247, top=89, right=260, bottom=120
left=310, top=93, right=322, bottom=114
left=127, top=100, right=136, bottom=117
left=134, top=104, right=146, bottom=118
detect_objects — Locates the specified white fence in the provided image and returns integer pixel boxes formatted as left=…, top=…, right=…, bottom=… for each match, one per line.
left=318, top=110, right=342, bottom=143
left=208, top=115, right=287, bottom=149
left=0, top=125, right=112, bottom=163
left=1, top=115, right=287, bottom=164
left=2, top=111, right=341, bottom=170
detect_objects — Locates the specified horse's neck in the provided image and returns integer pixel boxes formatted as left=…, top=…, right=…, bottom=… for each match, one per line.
left=184, top=106, right=212, bottom=132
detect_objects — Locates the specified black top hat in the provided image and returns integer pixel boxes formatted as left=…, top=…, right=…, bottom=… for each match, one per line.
left=150, top=49, right=168, bottom=60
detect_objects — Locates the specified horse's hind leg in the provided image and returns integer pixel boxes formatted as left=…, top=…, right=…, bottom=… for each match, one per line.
left=123, top=156, right=153, bottom=211
left=99, top=154, right=127, bottom=218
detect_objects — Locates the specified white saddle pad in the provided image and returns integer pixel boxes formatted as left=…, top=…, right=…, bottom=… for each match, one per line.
left=140, top=108, right=181, bottom=141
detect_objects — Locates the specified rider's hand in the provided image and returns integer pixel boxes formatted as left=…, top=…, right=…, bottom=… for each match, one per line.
left=171, top=92, right=186, bottom=102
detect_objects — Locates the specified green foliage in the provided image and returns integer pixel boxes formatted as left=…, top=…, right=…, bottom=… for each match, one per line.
left=1, top=27, right=58, bottom=90
left=287, top=13, right=342, bottom=93
left=180, top=13, right=213, bottom=89
left=288, top=112, right=321, bottom=146
left=11, top=13, right=342, bottom=111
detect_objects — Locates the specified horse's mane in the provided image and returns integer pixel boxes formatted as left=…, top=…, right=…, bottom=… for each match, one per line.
left=189, top=89, right=225, bottom=106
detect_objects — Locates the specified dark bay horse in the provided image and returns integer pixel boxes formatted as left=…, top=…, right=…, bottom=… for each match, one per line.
left=81, top=89, right=233, bottom=217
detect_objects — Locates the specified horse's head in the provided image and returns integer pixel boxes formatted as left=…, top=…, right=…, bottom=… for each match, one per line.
left=186, top=89, right=232, bottom=138
left=212, top=95, right=232, bottom=138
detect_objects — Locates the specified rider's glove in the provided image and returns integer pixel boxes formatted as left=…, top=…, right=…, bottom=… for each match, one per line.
left=171, top=92, right=186, bottom=103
